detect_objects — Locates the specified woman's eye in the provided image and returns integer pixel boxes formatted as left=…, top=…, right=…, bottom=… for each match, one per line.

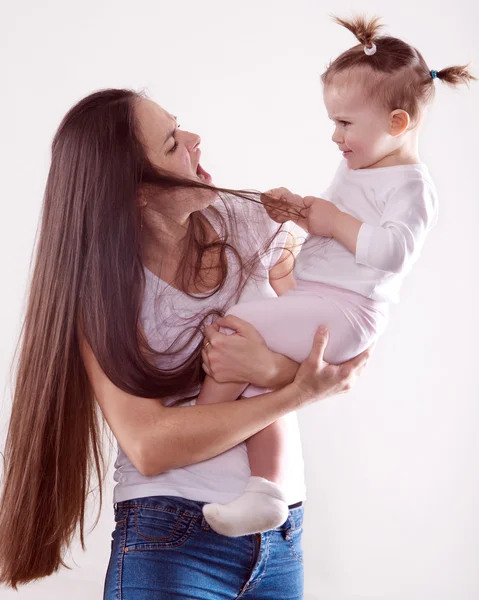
left=340, top=120, right=351, bottom=126
left=168, top=125, right=181, bottom=153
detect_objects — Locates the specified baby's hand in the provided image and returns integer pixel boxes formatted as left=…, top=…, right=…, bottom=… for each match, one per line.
left=304, top=196, right=340, bottom=237
left=261, top=187, right=307, bottom=224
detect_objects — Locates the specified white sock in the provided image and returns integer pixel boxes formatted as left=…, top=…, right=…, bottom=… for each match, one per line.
left=202, top=476, right=289, bottom=537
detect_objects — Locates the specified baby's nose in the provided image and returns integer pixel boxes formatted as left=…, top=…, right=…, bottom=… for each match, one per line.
left=332, top=128, right=343, bottom=144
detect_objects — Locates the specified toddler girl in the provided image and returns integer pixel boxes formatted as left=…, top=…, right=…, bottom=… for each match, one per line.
left=197, top=15, right=476, bottom=537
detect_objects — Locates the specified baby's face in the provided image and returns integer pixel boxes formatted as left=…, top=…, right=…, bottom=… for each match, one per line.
left=323, top=77, right=399, bottom=170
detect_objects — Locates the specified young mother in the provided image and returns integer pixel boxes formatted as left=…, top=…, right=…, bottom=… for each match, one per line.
left=0, top=89, right=370, bottom=599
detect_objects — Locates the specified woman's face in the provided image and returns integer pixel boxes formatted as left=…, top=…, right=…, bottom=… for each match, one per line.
left=135, top=98, right=214, bottom=219
left=136, top=98, right=212, bottom=184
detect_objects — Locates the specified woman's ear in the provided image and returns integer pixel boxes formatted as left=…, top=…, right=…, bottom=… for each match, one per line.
left=389, top=109, right=410, bottom=137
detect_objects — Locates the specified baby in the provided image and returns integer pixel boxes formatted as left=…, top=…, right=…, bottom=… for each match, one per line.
left=197, top=15, right=476, bottom=537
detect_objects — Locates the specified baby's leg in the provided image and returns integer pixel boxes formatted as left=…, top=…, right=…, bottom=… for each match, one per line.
left=203, top=418, right=290, bottom=537
left=228, top=291, right=376, bottom=367
left=199, top=320, right=294, bottom=536
left=247, top=419, right=287, bottom=483
left=233, top=291, right=379, bottom=490
left=198, top=355, right=291, bottom=536
left=203, top=291, right=380, bottom=537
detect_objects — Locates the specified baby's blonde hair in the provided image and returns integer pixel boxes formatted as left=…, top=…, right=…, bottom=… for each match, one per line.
left=322, top=15, right=476, bottom=121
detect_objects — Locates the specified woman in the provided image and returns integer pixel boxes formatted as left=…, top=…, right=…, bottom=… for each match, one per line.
left=0, top=89, right=370, bottom=599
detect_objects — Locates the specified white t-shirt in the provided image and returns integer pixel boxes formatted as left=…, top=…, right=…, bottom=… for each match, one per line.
left=294, top=161, right=439, bottom=303
left=113, top=198, right=307, bottom=506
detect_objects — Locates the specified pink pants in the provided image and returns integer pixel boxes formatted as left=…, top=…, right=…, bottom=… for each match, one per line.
left=227, top=279, right=389, bottom=398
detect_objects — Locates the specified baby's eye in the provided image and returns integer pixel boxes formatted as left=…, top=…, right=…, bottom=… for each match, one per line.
left=339, top=120, right=351, bottom=126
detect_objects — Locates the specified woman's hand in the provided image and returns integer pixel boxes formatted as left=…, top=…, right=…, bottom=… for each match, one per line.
left=202, top=317, right=372, bottom=398
left=202, top=315, right=296, bottom=388
left=290, top=325, right=372, bottom=407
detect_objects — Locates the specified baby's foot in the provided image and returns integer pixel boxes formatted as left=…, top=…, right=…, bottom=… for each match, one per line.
left=202, top=476, right=289, bottom=537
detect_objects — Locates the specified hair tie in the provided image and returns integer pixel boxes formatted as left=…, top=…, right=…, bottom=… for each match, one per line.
left=430, top=70, right=438, bottom=80
left=364, top=43, right=377, bottom=56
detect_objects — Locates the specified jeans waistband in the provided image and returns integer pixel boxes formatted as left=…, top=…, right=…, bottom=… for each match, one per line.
left=114, top=495, right=304, bottom=533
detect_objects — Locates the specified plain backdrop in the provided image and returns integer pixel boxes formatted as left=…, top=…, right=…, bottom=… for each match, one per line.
left=1, top=1, right=478, bottom=599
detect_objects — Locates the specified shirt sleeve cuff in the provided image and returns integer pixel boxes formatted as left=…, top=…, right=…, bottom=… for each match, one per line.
left=356, top=222, right=374, bottom=266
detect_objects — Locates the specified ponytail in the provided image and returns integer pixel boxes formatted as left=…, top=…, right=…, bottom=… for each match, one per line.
left=434, top=64, right=477, bottom=87
left=332, top=14, right=383, bottom=49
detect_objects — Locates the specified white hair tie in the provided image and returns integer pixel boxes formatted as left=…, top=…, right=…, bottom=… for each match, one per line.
left=364, top=43, right=377, bottom=56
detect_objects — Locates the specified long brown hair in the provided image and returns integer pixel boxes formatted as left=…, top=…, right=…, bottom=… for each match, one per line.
left=323, top=15, right=476, bottom=121
left=0, top=88, right=281, bottom=588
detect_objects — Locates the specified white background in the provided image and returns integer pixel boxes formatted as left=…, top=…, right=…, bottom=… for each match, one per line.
left=1, top=1, right=478, bottom=599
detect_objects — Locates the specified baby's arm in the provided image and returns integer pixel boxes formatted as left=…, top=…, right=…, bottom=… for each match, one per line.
left=350, top=181, right=438, bottom=273
left=196, top=375, right=246, bottom=405
left=265, top=181, right=438, bottom=272
left=307, top=196, right=361, bottom=253
left=262, top=187, right=361, bottom=251
left=306, top=189, right=436, bottom=271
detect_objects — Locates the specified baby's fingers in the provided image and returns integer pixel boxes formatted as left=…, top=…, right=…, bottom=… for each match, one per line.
left=263, top=187, right=291, bottom=201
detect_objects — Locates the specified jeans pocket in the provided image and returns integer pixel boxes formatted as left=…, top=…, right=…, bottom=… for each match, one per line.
left=126, top=504, right=198, bottom=551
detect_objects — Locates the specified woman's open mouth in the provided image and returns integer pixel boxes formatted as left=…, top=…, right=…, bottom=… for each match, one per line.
left=196, top=163, right=212, bottom=184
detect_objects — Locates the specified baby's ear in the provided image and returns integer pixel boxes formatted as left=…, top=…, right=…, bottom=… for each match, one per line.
left=389, top=109, right=410, bottom=137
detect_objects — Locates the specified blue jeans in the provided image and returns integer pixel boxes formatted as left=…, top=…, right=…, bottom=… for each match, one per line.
left=103, top=495, right=304, bottom=599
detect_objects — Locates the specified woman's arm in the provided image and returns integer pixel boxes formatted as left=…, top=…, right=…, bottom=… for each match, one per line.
left=81, top=328, right=369, bottom=477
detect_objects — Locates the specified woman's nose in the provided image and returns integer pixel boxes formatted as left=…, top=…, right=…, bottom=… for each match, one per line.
left=185, top=132, right=201, bottom=152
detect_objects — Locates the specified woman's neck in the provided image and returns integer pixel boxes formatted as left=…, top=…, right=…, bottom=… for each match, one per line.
left=140, top=207, right=221, bottom=292
left=145, top=212, right=188, bottom=249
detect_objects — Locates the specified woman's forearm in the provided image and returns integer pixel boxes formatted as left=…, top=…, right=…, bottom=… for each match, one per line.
left=139, top=384, right=304, bottom=476
left=92, top=326, right=368, bottom=479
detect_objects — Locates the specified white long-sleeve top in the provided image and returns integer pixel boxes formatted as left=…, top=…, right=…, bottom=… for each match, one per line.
left=294, top=160, right=439, bottom=303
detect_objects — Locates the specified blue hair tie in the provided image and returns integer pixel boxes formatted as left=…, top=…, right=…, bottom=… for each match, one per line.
left=430, top=70, right=438, bottom=80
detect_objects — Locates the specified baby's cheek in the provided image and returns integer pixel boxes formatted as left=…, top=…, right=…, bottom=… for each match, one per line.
left=348, top=135, right=365, bottom=153
left=353, top=136, right=376, bottom=157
